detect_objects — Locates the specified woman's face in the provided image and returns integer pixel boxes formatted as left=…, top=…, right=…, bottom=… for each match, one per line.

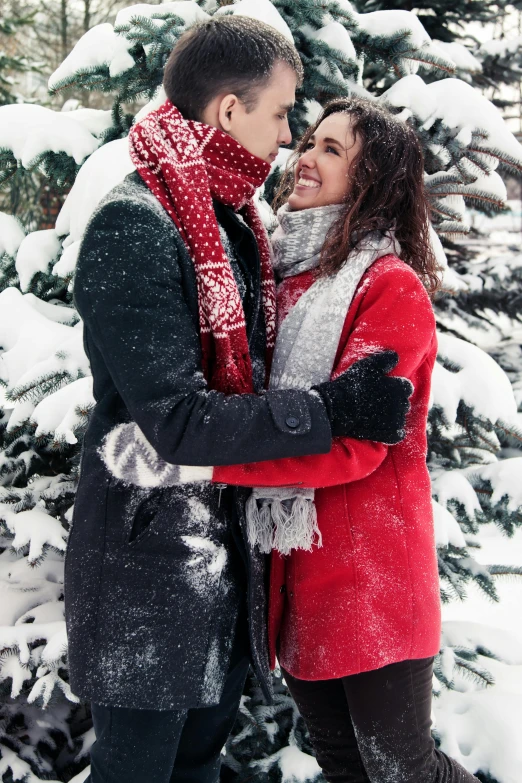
left=288, top=112, right=362, bottom=211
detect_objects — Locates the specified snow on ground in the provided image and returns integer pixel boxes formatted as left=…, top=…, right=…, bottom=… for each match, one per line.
left=436, top=523, right=522, bottom=781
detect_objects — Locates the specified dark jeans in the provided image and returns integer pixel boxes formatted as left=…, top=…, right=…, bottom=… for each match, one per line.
left=86, top=634, right=250, bottom=782
left=283, top=657, right=480, bottom=783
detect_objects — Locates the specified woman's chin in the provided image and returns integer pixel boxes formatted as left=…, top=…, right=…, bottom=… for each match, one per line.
left=288, top=190, right=317, bottom=211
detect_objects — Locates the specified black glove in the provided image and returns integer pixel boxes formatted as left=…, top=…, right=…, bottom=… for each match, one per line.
left=313, top=350, right=413, bottom=444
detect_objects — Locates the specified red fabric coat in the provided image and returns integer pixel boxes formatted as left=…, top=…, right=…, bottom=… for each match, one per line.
left=213, top=254, right=441, bottom=680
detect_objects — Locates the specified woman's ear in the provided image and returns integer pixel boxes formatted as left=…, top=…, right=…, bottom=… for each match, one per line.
left=218, top=94, right=240, bottom=132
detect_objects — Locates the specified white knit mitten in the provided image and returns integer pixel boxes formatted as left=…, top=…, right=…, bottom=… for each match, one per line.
left=100, top=422, right=213, bottom=488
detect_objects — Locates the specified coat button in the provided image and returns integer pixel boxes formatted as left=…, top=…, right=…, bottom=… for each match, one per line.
left=286, top=416, right=300, bottom=429
left=279, top=585, right=286, bottom=594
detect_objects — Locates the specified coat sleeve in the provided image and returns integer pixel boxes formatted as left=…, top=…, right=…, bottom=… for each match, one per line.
left=213, top=263, right=436, bottom=489
left=74, top=196, right=332, bottom=466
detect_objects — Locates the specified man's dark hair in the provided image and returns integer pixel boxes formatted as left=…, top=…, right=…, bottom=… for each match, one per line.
left=163, top=15, right=303, bottom=120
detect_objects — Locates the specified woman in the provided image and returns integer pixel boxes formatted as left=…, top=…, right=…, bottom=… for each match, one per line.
left=212, top=98, right=480, bottom=782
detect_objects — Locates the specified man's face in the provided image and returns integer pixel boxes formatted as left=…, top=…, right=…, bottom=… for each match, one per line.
left=217, top=61, right=297, bottom=163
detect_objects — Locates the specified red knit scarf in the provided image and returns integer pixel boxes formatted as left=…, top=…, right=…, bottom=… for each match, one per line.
left=129, top=100, right=276, bottom=394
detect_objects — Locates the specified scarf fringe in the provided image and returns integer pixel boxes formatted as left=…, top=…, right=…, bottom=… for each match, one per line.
left=246, top=494, right=322, bottom=556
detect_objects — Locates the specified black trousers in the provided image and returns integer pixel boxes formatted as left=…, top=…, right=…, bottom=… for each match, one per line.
left=86, top=629, right=250, bottom=782
left=283, top=657, right=480, bottom=783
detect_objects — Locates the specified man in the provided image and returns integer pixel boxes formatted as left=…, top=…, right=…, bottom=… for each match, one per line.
left=68, top=16, right=411, bottom=783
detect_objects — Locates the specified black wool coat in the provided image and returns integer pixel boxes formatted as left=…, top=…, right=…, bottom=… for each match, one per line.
left=66, top=172, right=331, bottom=710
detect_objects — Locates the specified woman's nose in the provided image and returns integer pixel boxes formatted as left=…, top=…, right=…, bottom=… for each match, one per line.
left=299, top=149, right=316, bottom=169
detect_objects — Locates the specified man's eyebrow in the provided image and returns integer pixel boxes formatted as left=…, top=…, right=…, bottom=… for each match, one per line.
left=279, top=103, right=295, bottom=112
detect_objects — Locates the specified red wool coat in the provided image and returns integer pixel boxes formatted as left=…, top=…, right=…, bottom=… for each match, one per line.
left=213, top=254, right=441, bottom=680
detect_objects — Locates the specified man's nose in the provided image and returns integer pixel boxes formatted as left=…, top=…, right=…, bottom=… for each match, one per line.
left=278, top=117, right=292, bottom=146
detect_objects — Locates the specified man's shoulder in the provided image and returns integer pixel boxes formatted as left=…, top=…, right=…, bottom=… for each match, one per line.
left=91, top=171, right=176, bottom=236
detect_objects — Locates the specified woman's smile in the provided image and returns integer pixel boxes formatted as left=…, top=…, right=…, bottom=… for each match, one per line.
left=288, top=113, right=362, bottom=210
left=295, top=173, right=321, bottom=189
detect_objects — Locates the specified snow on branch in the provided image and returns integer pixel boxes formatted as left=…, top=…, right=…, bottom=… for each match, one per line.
left=216, top=0, right=292, bottom=41
left=382, top=75, right=522, bottom=174
left=114, top=1, right=208, bottom=30
left=463, top=459, right=522, bottom=515
left=0, top=213, right=25, bottom=260
left=0, top=746, right=61, bottom=783
left=353, top=10, right=456, bottom=76
left=48, top=24, right=135, bottom=93
left=432, top=333, right=518, bottom=427
left=1, top=508, right=68, bottom=564
left=0, top=104, right=112, bottom=186
left=432, top=499, right=468, bottom=549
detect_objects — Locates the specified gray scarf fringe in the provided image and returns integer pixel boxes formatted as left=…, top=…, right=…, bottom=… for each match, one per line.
left=246, top=487, right=321, bottom=556
left=246, top=203, right=400, bottom=556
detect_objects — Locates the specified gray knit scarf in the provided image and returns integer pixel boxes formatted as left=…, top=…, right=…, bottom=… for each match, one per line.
left=245, top=203, right=400, bottom=555
left=100, top=202, right=399, bottom=556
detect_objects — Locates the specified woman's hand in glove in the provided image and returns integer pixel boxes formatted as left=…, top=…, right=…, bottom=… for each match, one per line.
left=312, top=350, right=413, bottom=444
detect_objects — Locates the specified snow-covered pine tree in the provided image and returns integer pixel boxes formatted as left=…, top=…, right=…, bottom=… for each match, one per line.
left=1, top=1, right=522, bottom=781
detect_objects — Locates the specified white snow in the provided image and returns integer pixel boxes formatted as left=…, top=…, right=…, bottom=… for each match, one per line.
left=3, top=508, right=68, bottom=563
left=433, top=333, right=518, bottom=425
left=356, top=10, right=430, bottom=49
left=254, top=744, right=322, bottom=782
left=182, top=536, right=227, bottom=578
left=0, top=104, right=103, bottom=168
left=0, top=288, right=74, bottom=390
left=115, top=1, right=208, bottom=30
left=463, top=459, right=522, bottom=513
left=436, top=524, right=522, bottom=780
left=0, top=579, right=62, bottom=627
left=53, top=240, right=81, bottom=280
left=441, top=621, right=522, bottom=665
left=354, top=9, right=456, bottom=76
left=432, top=499, right=467, bottom=549
left=466, top=169, right=508, bottom=202
left=431, top=470, right=482, bottom=519
left=134, top=85, right=167, bottom=123
left=0, top=745, right=61, bottom=783
left=64, top=108, right=114, bottom=137
left=432, top=41, right=482, bottom=73
left=55, top=138, right=134, bottom=243
left=435, top=675, right=522, bottom=783
left=15, top=229, right=61, bottom=292
left=32, top=376, right=94, bottom=444
left=48, top=24, right=135, bottom=90
left=479, top=35, right=522, bottom=58
left=305, top=21, right=357, bottom=63
left=216, top=0, right=293, bottom=42
left=0, top=620, right=65, bottom=665
left=0, top=213, right=25, bottom=258
left=382, top=75, right=522, bottom=166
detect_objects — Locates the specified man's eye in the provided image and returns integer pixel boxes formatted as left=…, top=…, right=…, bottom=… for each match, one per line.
left=278, top=114, right=287, bottom=120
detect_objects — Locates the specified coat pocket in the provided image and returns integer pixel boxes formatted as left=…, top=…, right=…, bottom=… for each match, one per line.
left=127, top=490, right=164, bottom=546
left=104, top=479, right=167, bottom=549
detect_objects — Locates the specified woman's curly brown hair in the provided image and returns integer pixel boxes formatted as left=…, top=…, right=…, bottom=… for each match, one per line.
left=273, top=97, right=443, bottom=298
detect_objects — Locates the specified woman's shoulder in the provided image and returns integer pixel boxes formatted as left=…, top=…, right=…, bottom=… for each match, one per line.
left=357, top=253, right=433, bottom=303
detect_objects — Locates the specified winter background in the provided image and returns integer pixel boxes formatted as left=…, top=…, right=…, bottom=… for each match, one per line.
left=1, top=0, right=522, bottom=781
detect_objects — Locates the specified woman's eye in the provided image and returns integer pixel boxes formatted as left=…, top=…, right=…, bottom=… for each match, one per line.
left=304, top=142, right=314, bottom=150
left=326, top=145, right=339, bottom=155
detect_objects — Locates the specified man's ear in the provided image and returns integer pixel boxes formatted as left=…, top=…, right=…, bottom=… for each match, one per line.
left=218, top=94, right=240, bottom=132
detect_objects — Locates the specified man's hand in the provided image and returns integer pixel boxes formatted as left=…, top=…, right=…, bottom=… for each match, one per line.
left=312, top=350, right=413, bottom=445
